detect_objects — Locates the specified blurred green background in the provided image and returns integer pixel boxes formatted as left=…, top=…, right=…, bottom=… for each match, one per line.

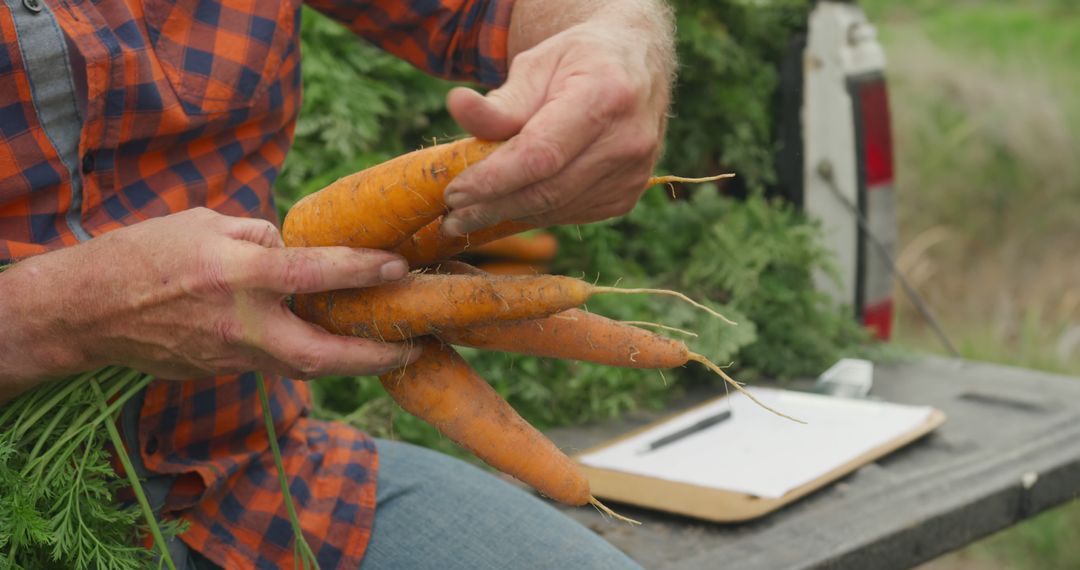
left=278, top=0, right=1080, bottom=568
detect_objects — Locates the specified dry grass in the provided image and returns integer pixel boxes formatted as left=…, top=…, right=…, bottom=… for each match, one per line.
left=887, top=32, right=1080, bottom=371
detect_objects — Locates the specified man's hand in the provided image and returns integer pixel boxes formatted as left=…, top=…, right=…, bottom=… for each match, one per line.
left=441, top=0, right=675, bottom=236
left=0, top=208, right=417, bottom=399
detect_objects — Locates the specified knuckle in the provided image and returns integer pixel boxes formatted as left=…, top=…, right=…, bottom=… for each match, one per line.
left=215, top=317, right=246, bottom=346
left=289, top=348, right=326, bottom=378
left=521, top=138, right=566, bottom=181
left=277, top=250, right=320, bottom=292
left=463, top=207, right=501, bottom=229
left=597, top=74, right=638, bottom=117
left=260, top=220, right=280, bottom=242
left=593, top=200, right=634, bottom=221
left=366, top=344, right=409, bottom=374
left=526, top=183, right=563, bottom=212
left=509, top=49, right=540, bottom=72
left=611, top=198, right=637, bottom=217
left=192, top=247, right=233, bottom=295
left=622, top=130, right=660, bottom=161
left=190, top=207, right=222, bottom=224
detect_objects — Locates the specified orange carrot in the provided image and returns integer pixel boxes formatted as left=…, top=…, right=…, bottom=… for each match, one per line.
left=293, top=273, right=594, bottom=342
left=380, top=338, right=635, bottom=521
left=474, top=261, right=548, bottom=276
left=437, top=309, right=801, bottom=422
left=395, top=220, right=537, bottom=267
left=439, top=308, right=685, bottom=368
left=293, top=272, right=734, bottom=342
left=467, top=232, right=559, bottom=262
left=282, top=138, right=500, bottom=249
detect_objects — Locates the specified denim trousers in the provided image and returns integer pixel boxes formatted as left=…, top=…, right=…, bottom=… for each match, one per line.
left=357, top=438, right=642, bottom=569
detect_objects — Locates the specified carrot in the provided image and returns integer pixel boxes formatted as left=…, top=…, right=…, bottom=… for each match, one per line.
left=294, top=273, right=590, bottom=342
left=281, top=126, right=732, bottom=253
left=393, top=173, right=734, bottom=267
left=282, top=138, right=501, bottom=249
left=439, top=308, right=684, bottom=368
left=395, top=220, right=537, bottom=267
left=467, top=232, right=559, bottom=262
left=380, top=338, right=636, bottom=522
left=427, top=259, right=489, bottom=275
left=292, top=272, right=734, bottom=342
left=474, top=261, right=548, bottom=276
left=437, top=309, right=802, bottom=423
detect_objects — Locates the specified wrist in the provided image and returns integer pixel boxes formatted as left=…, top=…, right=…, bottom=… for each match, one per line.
left=0, top=252, right=96, bottom=392
left=509, top=0, right=676, bottom=84
left=594, top=3, right=676, bottom=86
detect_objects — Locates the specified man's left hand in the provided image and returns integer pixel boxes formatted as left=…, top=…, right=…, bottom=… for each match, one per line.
left=441, top=7, right=674, bottom=236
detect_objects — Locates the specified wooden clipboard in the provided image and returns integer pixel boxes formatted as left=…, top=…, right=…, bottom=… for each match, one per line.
left=574, top=395, right=946, bottom=523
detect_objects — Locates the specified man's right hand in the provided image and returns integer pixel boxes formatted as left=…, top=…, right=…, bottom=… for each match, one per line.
left=0, top=208, right=418, bottom=400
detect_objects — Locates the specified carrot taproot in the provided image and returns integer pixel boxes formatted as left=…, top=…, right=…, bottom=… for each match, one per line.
left=380, top=338, right=637, bottom=522
left=292, top=272, right=735, bottom=342
left=437, top=309, right=803, bottom=423
left=467, top=232, right=559, bottom=262
left=439, top=308, right=684, bottom=368
left=395, top=220, right=537, bottom=267
left=282, top=138, right=501, bottom=249
left=474, top=261, right=548, bottom=276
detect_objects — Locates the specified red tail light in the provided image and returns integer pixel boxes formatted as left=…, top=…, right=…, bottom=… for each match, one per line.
left=859, top=81, right=895, bottom=187
left=853, top=76, right=896, bottom=340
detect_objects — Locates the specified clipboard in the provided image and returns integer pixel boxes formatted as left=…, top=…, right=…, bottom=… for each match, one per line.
left=574, top=390, right=946, bottom=523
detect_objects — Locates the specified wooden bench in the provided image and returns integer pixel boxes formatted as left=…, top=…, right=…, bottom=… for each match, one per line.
left=549, top=356, right=1080, bottom=569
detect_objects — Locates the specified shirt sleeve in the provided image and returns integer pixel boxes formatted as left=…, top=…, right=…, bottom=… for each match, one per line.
left=305, top=0, right=516, bottom=86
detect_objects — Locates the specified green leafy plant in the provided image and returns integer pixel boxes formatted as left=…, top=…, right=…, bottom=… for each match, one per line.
left=0, top=368, right=183, bottom=570
left=0, top=370, right=314, bottom=570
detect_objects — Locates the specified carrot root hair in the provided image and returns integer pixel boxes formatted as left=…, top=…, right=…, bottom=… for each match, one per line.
left=647, top=173, right=736, bottom=186
left=589, top=497, right=642, bottom=525
left=591, top=287, right=737, bottom=326
left=621, top=320, right=699, bottom=338
left=688, top=353, right=806, bottom=424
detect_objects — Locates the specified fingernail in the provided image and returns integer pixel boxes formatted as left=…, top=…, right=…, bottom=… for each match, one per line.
left=441, top=217, right=468, bottom=237
left=445, top=191, right=472, bottom=209
left=379, top=260, right=408, bottom=281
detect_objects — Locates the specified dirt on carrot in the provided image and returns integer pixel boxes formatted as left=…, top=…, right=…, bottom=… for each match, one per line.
left=282, top=138, right=500, bottom=250
left=293, top=271, right=735, bottom=342
left=379, top=337, right=638, bottom=523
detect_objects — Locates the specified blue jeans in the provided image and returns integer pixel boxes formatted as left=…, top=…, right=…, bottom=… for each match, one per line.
left=359, top=438, right=642, bottom=570
left=182, top=438, right=641, bottom=569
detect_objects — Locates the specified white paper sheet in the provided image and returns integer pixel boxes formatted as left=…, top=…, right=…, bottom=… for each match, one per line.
left=578, top=388, right=932, bottom=499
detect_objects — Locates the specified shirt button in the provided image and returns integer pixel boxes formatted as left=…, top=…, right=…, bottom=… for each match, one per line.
left=22, top=0, right=42, bottom=13
left=81, top=152, right=95, bottom=174
left=145, top=435, right=160, bottom=455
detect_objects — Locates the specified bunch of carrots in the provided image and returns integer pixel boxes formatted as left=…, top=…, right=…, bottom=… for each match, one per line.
left=283, top=137, right=780, bottom=524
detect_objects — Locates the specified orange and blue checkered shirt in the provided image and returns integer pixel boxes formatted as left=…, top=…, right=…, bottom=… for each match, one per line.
left=0, top=0, right=513, bottom=567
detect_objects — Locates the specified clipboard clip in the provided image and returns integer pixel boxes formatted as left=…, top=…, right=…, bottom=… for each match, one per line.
left=813, top=358, right=874, bottom=399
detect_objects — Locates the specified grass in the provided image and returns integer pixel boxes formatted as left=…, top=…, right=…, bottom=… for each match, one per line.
left=861, top=1, right=1080, bottom=568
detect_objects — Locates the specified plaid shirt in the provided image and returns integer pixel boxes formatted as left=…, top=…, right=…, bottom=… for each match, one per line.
left=0, top=0, right=512, bottom=567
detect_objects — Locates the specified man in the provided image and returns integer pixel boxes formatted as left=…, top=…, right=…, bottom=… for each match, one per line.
left=0, top=0, right=674, bottom=566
